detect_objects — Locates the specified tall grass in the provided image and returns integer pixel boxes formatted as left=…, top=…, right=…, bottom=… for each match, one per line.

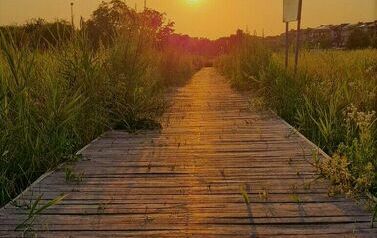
left=217, top=41, right=377, bottom=198
left=0, top=24, right=197, bottom=206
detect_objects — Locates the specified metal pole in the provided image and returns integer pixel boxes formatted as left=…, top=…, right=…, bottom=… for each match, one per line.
left=144, top=0, right=147, bottom=10
left=294, top=0, right=303, bottom=74
left=285, top=22, right=289, bottom=69
left=70, top=2, right=74, bottom=30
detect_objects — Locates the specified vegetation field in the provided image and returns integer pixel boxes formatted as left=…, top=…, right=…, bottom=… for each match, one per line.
left=0, top=1, right=202, bottom=206
left=1, top=0, right=376, bottom=218
left=217, top=41, right=377, bottom=200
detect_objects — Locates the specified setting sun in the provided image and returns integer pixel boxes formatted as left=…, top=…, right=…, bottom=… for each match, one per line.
left=0, top=0, right=375, bottom=38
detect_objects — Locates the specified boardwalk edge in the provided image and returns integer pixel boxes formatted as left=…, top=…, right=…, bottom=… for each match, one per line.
left=0, top=131, right=108, bottom=211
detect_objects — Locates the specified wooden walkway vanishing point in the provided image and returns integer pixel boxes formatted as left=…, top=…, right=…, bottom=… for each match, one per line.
left=1, top=68, right=376, bottom=237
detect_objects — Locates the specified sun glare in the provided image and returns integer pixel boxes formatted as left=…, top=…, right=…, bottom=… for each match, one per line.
left=186, top=0, right=201, bottom=6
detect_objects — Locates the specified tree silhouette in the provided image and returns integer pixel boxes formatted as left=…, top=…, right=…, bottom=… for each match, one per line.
left=346, top=28, right=371, bottom=49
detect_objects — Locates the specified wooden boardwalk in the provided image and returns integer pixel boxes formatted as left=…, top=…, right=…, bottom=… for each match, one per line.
left=1, top=68, right=376, bottom=237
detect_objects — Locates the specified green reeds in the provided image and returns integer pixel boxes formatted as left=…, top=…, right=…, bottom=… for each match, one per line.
left=217, top=42, right=377, bottom=198
left=0, top=23, right=196, bottom=206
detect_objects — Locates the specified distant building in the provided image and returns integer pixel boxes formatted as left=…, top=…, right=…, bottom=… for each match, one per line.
left=275, top=21, right=377, bottom=49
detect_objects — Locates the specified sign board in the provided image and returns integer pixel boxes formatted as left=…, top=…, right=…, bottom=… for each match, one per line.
left=283, top=0, right=300, bottom=22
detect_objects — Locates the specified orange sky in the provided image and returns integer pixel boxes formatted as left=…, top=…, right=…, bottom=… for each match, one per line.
left=0, top=0, right=376, bottom=39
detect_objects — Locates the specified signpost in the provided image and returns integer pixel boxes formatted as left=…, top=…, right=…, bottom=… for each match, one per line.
left=70, top=2, right=74, bottom=30
left=283, top=0, right=300, bottom=22
left=283, top=0, right=303, bottom=73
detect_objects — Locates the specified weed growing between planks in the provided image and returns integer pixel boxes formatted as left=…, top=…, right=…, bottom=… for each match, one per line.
left=13, top=193, right=67, bottom=236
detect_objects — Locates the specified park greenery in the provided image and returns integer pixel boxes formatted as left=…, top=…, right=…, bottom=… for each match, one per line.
left=216, top=37, right=377, bottom=200
left=1, top=0, right=377, bottom=209
left=0, top=0, right=204, bottom=206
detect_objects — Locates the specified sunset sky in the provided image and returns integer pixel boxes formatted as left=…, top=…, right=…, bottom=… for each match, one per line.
left=0, top=0, right=376, bottom=39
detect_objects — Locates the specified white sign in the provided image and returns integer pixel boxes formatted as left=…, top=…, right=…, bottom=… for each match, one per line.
left=283, top=0, right=300, bottom=22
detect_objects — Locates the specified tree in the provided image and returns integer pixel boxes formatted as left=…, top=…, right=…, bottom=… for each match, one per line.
left=346, top=28, right=371, bottom=49
left=84, top=0, right=135, bottom=46
left=318, top=35, right=333, bottom=49
left=83, top=0, right=175, bottom=48
left=139, top=9, right=174, bottom=48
